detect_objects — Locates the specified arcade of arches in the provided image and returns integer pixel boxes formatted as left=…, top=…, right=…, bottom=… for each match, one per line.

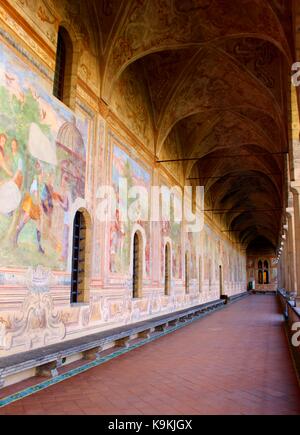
left=0, top=0, right=300, bottom=408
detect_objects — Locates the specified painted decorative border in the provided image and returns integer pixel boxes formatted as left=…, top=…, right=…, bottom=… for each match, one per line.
left=0, top=28, right=53, bottom=81
left=77, top=100, right=96, bottom=120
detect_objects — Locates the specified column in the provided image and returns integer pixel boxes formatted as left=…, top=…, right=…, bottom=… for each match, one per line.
left=290, top=183, right=300, bottom=298
left=283, top=226, right=291, bottom=293
left=286, top=208, right=297, bottom=294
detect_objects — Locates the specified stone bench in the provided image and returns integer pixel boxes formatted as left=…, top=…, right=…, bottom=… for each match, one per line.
left=0, top=298, right=226, bottom=388
left=227, top=291, right=249, bottom=302
left=277, top=290, right=300, bottom=377
left=252, top=289, right=276, bottom=295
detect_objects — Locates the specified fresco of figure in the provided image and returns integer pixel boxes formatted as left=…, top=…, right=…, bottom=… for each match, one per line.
left=0, top=133, right=13, bottom=178
left=0, top=136, right=22, bottom=217
left=0, top=44, right=87, bottom=270
left=56, top=174, right=72, bottom=263
left=40, top=171, right=63, bottom=255
left=11, top=139, right=24, bottom=190
left=14, top=161, right=44, bottom=254
left=110, top=143, right=151, bottom=275
left=110, top=208, right=125, bottom=273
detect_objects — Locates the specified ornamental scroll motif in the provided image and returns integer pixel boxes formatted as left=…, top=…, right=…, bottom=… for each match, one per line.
left=1, top=266, right=66, bottom=352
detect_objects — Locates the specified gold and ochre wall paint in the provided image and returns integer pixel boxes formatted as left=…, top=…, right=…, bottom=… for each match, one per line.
left=0, top=0, right=246, bottom=357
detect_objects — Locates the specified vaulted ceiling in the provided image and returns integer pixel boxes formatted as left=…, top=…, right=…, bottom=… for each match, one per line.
left=90, top=0, right=294, bottom=253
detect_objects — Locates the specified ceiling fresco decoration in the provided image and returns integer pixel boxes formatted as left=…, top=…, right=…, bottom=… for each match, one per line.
left=89, top=0, right=292, bottom=250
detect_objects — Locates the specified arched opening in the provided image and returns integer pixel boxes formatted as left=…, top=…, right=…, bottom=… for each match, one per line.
left=164, top=242, right=171, bottom=296
left=199, top=256, right=202, bottom=293
left=53, top=26, right=74, bottom=107
left=258, top=260, right=264, bottom=285
left=133, top=231, right=143, bottom=298
left=71, top=210, right=90, bottom=304
left=185, top=251, right=190, bottom=294
left=263, top=260, right=269, bottom=284
left=219, top=265, right=223, bottom=297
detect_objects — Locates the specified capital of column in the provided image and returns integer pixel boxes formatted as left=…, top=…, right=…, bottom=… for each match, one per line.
left=290, top=181, right=300, bottom=195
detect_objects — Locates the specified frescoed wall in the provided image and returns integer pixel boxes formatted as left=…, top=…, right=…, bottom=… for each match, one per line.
left=0, top=2, right=248, bottom=364
left=0, top=43, right=87, bottom=272
left=199, top=225, right=247, bottom=297
left=109, top=136, right=152, bottom=277
left=110, top=63, right=155, bottom=153
left=159, top=177, right=183, bottom=281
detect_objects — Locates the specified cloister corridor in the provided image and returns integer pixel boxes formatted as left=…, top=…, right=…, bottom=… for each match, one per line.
left=0, top=295, right=299, bottom=416
left=2, top=0, right=300, bottom=418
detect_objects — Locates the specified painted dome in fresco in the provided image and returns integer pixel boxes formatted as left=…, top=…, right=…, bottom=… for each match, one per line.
left=56, top=118, right=85, bottom=160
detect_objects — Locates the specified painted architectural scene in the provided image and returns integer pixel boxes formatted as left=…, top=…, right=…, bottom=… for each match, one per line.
left=0, top=42, right=87, bottom=272
left=159, top=181, right=183, bottom=281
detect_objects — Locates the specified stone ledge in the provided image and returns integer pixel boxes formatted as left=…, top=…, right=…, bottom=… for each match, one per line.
left=228, top=291, right=250, bottom=301
left=277, top=290, right=300, bottom=385
left=0, top=298, right=227, bottom=388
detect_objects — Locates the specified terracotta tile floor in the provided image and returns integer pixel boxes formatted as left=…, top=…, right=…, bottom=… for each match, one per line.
left=1, top=294, right=300, bottom=415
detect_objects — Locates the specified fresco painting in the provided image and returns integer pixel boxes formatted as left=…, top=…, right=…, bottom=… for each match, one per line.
left=204, top=232, right=209, bottom=280
left=110, top=142, right=151, bottom=276
left=272, top=268, right=277, bottom=283
left=188, top=232, right=198, bottom=280
left=0, top=3, right=255, bottom=362
left=160, top=182, right=182, bottom=280
left=0, top=43, right=87, bottom=271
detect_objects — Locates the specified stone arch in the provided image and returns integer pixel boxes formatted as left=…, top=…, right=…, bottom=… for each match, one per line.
left=102, top=0, right=291, bottom=102
left=54, top=22, right=81, bottom=110
left=130, top=224, right=146, bottom=298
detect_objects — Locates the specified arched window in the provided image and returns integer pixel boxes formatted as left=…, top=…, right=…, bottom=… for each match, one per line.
left=199, top=256, right=202, bottom=293
left=185, top=251, right=190, bottom=294
left=133, top=231, right=143, bottom=298
left=164, top=243, right=171, bottom=296
left=258, top=260, right=264, bottom=284
left=263, top=260, right=269, bottom=284
left=53, top=26, right=73, bottom=106
left=71, top=210, right=89, bottom=304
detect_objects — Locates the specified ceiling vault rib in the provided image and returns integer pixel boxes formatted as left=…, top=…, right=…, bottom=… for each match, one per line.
left=157, top=152, right=288, bottom=163
left=206, top=209, right=283, bottom=214
left=92, top=0, right=291, bottom=253
left=187, top=173, right=282, bottom=180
